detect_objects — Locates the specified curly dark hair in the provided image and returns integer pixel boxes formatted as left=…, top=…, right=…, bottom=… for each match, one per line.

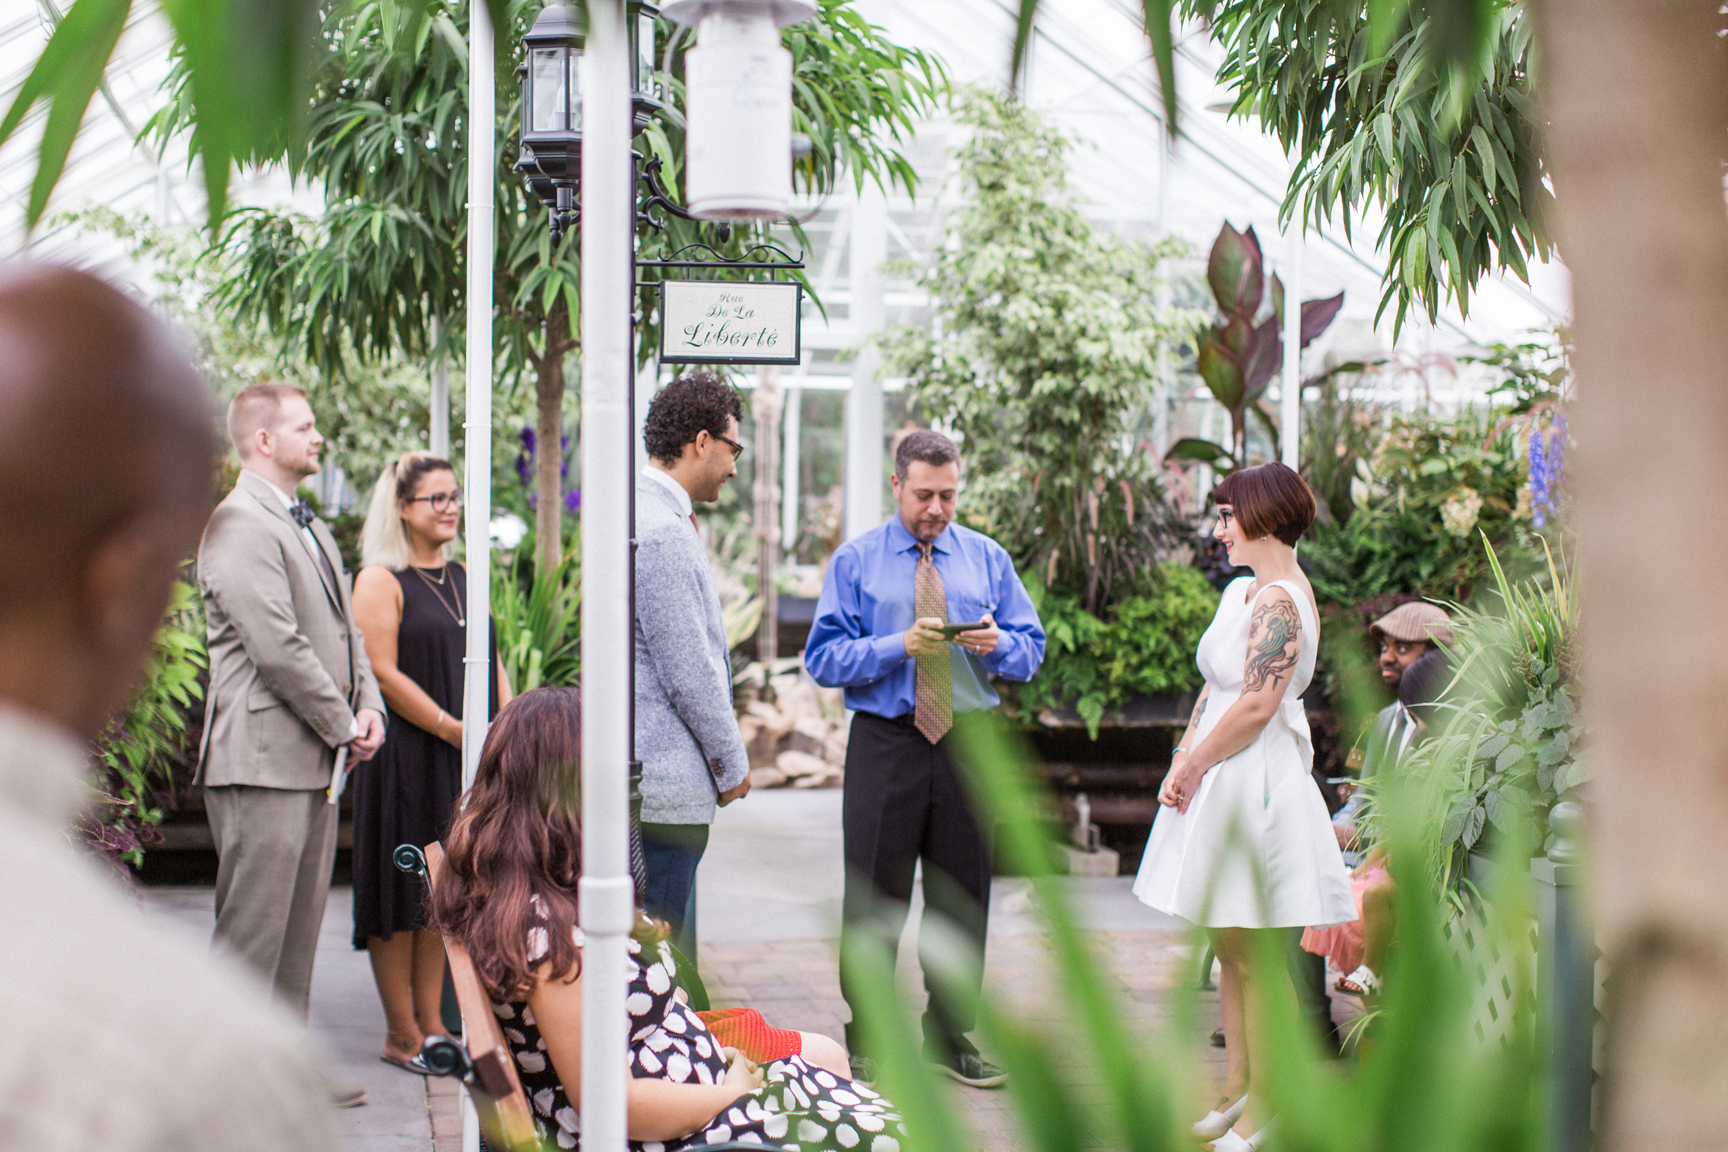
left=643, top=370, right=744, bottom=464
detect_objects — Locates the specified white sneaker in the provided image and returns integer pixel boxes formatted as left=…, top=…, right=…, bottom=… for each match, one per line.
left=1192, top=1095, right=1247, bottom=1140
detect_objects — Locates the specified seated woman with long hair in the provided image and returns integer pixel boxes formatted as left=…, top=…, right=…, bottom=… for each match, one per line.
left=434, top=686, right=902, bottom=1151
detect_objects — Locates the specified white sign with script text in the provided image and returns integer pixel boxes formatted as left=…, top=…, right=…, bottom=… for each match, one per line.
left=659, top=280, right=803, bottom=365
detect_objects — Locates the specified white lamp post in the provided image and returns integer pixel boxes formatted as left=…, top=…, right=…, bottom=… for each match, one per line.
left=660, top=0, right=815, bottom=221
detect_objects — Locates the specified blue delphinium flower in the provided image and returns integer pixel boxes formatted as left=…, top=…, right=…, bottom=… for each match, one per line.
left=1529, top=427, right=1549, bottom=530
left=564, top=488, right=581, bottom=513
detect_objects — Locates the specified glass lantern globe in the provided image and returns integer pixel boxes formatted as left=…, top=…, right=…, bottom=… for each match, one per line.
left=515, top=3, right=584, bottom=205
left=631, top=0, right=663, bottom=132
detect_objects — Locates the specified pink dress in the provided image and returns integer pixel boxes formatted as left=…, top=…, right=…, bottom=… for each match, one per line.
left=1300, top=863, right=1389, bottom=973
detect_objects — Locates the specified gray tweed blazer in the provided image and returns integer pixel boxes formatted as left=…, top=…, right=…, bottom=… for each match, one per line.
left=634, top=473, right=749, bottom=823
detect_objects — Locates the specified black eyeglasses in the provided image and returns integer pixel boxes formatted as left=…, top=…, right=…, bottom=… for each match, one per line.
left=407, top=490, right=463, bottom=512
left=712, top=432, right=744, bottom=461
left=1214, top=507, right=1235, bottom=527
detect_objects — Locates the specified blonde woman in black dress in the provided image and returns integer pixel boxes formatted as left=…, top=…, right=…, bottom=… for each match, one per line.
left=351, top=452, right=513, bottom=1071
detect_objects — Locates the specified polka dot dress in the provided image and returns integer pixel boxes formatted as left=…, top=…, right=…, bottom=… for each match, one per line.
left=495, top=926, right=905, bottom=1151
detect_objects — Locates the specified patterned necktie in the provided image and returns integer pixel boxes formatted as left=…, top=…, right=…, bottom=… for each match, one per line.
left=913, top=541, right=953, bottom=744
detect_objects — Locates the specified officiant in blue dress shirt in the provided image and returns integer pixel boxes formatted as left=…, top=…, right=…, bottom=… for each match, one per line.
left=805, top=430, right=1044, bottom=1089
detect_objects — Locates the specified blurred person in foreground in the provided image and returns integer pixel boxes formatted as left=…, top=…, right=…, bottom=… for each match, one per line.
left=196, top=381, right=386, bottom=1108
left=1133, top=462, right=1356, bottom=1150
left=806, top=430, right=1046, bottom=1089
left=350, top=452, right=511, bottom=1072
left=433, top=686, right=893, bottom=1151
left=0, top=265, right=335, bottom=1148
left=635, top=371, right=753, bottom=960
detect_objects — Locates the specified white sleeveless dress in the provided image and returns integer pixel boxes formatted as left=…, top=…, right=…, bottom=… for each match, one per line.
left=1132, top=577, right=1357, bottom=929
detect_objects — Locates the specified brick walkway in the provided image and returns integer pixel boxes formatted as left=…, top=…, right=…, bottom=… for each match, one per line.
left=699, top=927, right=1227, bottom=1151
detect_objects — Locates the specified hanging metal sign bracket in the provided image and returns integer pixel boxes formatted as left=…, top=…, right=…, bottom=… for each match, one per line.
left=637, top=242, right=806, bottom=366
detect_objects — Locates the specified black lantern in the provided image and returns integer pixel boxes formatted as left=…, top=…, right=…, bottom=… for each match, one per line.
left=515, top=1, right=670, bottom=239
left=631, top=1, right=663, bottom=131
left=515, top=3, right=584, bottom=210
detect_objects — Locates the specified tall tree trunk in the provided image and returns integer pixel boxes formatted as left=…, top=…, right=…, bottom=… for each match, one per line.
left=536, top=302, right=570, bottom=578
left=1534, top=2, right=1728, bottom=1146
left=754, top=365, right=782, bottom=663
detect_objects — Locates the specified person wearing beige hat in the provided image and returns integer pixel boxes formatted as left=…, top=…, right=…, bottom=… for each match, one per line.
left=1369, top=601, right=1454, bottom=689
left=1307, top=600, right=1454, bottom=999
left=1339, top=600, right=1455, bottom=800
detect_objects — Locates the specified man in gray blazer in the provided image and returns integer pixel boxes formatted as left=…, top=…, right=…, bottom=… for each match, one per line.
left=197, top=383, right=386, bottom=1103
left=636, top=371, right=752, bottom=957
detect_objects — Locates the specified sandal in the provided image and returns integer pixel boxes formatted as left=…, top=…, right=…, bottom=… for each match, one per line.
left=1336, top=964, right=1381, bottom=996
left=382, top=1029, right=430, bottom=1074
left=382, top=1051, right=432, bottom=1075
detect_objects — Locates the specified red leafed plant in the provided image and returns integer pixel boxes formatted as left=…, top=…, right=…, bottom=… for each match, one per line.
left=1166, top=222, right=1345, bottom=471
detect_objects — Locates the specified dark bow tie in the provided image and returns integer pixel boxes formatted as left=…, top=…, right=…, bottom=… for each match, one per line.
left=288, top=500, right=317, bottom=529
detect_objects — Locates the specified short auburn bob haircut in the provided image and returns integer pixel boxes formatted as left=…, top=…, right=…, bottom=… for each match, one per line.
left=1212, top=461, right=1317, bottom=547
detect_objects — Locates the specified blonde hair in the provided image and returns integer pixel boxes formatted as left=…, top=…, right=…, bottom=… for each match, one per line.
left=361, top=452, right=456, bottom=570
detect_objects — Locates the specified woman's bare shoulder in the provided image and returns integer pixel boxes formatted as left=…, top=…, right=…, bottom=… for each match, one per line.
left=354, top=565, right=403, bottom=595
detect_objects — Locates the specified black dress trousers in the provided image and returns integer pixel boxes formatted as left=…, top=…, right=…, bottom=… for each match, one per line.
left=838, top=710, right=992, bottom=1058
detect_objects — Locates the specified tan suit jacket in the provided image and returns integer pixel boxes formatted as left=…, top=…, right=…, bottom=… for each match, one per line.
left=196, top=469, right=384, bottom=790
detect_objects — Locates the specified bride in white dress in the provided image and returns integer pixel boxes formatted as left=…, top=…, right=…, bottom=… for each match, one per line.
left=1132, top=463, right=1355, bottom=1150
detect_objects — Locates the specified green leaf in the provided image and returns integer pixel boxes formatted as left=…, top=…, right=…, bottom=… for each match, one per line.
left=0, top=0, right=132, bottom=230
left=1196, top=337, right=1246, bottom=409
left=1462, top=803, right=1487, bottom=848
left=1163, top=437, right=1234, bottom=465
left=1374, top=111, right=1397, bottom=167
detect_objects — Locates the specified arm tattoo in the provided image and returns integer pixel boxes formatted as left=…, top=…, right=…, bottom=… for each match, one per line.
left=1243, top=597, right=1301, bottom=692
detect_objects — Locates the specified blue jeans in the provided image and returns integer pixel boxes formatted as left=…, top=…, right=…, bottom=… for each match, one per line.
left=640, top=822, right=710, bottom=959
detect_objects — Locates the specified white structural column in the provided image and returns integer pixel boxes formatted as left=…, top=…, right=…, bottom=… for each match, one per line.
left=1280, top=230, right=1303, bottom=470
left=461, top=2, right=495, bottom=787
left=431, top=315, right=451, bottom=458
left=578, top=2, right=634, bottom=1149
left=843, top=185, right=887, bottom=541
left=460, top=5, right=496, bottom=1151
left=780, top=379, right=801, bottom=551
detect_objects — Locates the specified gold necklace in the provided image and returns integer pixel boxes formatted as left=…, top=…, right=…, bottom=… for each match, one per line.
left=413, top=565, right=465, bottom=627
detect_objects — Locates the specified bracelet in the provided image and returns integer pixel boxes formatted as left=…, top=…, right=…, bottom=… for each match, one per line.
left=434, top=709, right=448, bottom=736
left=1173, top=746, right=1190, bottom=755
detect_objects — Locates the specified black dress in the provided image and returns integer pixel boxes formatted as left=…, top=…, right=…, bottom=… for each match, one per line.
left=352, top=564, right=498, bottom=947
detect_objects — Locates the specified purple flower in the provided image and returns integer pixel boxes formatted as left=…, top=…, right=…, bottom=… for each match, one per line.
left=517, top=426, right=536, bottom=487
left=1529, top=429, right=1549, bottom=530
left=560, top=433, right=570, bottom=480
left=564, top=488, right=581, bottom=513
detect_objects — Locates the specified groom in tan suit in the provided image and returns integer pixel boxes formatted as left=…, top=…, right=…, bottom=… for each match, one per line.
left=197, top=383, right=385, bottom=1087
